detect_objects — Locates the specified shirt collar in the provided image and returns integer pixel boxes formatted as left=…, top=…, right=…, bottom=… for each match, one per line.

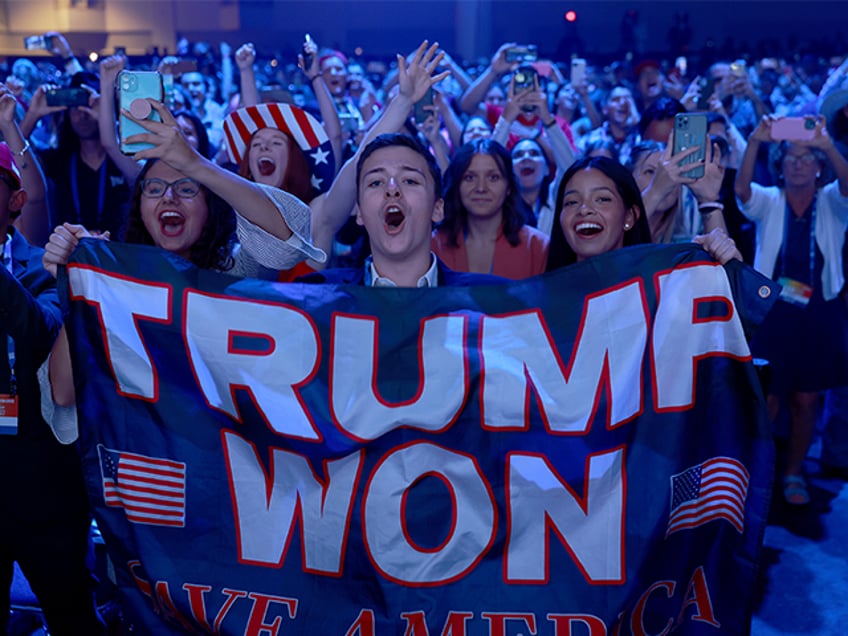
left=2, top=232, right=12, bottom=273
left=365, top=253, right=439, bottom=288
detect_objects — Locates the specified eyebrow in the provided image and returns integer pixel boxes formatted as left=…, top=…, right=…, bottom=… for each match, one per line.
left=362, top=165, right=427, bottom=180
left=564, top=186, right=617, bottom=196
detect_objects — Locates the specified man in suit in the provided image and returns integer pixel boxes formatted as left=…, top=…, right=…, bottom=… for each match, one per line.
left=303, top=133, right=500, bottom=287
left=0, top=141, right=104, bottom=634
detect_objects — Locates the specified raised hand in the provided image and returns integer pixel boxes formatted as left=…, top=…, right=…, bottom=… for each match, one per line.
left=397, top=41, right=449, bottom=104
left=100, top=55, right=126, bottom=84
left=297, top=37, right=319, bottom=79
left=122, top=100, right=200, bottom=171
left=0, top=89, right=18, bottom=126
left=491, top=42, right=519, bottom=75
left=4, top=76, right=24, bottom=99
left=235, top=43, right=256, bottom=72
left=688, top=140, right=724, bottom=202
left=750, top=115, right=775, bottom=143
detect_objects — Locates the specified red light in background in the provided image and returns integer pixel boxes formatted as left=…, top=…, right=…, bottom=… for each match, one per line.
left=565, top=10, right=577, bottom=22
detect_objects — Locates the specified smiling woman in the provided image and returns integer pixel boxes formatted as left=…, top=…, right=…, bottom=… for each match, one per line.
left=432, top=139, right=549, bottom=279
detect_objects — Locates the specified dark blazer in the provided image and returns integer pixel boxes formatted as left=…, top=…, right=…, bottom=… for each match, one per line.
left=298, top=258, right=505, bottom=287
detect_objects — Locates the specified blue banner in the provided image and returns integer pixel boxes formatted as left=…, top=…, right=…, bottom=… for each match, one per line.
left=63, top=240, right=775, bottom=635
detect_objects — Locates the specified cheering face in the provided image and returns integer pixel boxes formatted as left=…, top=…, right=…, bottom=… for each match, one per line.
left=248, top=128, right=290, bottom=187
left=180, top=72, right=207, bottom=109
left=459, top=153, right=509, bottom=222
left=176, top=115, right=200, bottom=152
left=321, top=56, right=348, bottom=97
left=139, top=162, right=208, bottom=260
left=559, top=168, right=637, bottom=261
left=356, top=145, right=443, bottom=266
left=512, top=140, right=548, bottom=191
left=604, top=87, right=633, bottom=127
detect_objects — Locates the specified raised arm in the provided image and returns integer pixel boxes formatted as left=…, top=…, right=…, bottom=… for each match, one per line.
left=128, top=101, right=294, bottom=239
left=19, top=84, right=66, bottom=140
left=234, top=43, right=259, bottom=108
left=98, top=55, right=143, bottom=183
left=687, top=140, right=730, bottom=234
left=734, top=116, right=772, bottom=204
left=0, top=90, right=50, bottom=246
left=309, top=41, right=449, bottom=265
left=457, top=42, right=516, bottom=115
left=299, top=36, right=343, bottom=172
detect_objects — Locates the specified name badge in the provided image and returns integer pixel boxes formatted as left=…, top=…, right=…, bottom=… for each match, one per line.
left=777, top=276, right=813, bottom=307
left=0, top=394, right=18, bottom=435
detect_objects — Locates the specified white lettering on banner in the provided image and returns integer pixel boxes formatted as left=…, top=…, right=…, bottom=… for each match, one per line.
left=653, top=265, right=751, bottom=411
left=69, top=262, right=750, bottom=437
left=68, top=267, right=171, bottom=400
left=363, top=442, right=496, bottom=585
left=185, top=291, right=321, bottom=440
left=505, top=447, right=625, bottom=583
left=480, top=281, right=647, bottom=433
left=223, top=431, right=363, bottom=571
left=330, top=314, right=469, bottom=441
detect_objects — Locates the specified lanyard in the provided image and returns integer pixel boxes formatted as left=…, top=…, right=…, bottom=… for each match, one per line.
left=781, top=192, right=817, bottom=287
left=70, top=153, right=107, bottom=226
left=2, top=235, right=15, bottom=395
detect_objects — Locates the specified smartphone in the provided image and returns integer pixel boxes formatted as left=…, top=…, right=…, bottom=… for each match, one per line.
left=24, top=35, right=52, bottom=50
left=413, top=88, right=434, bottom=124
left=771, top=117, right=817, bottom=141
left=114, top=46, right=127, bottom=57
left=570, top=58, right=587, bottom=86
left=513, top=66, right=538, bottom=92
left=675, top=56, right=688, bottom=77
left=118, top=70, right=164, bottom=155
left=505, top=45, right=538, bottom=64
left=302, top=34, right=314, bottom=71
left=45, top=87, right=90, bottom=108
left=673, top=113, right=708, bottom=179
left=696, top=76, right=718, bottom=111
left=169, top=59, right=197, bottom=76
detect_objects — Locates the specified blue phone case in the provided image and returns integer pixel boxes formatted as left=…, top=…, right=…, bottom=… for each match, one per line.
left=119, top=71, right=163, bottom=155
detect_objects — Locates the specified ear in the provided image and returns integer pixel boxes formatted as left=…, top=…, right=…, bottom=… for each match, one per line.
left=354, top=203, right=364, bottom=226
left=624, top=204, right=638, bottom=231
left=8, top=189, right=27, bottom=214
left=431, top=198, right=445, bottom=224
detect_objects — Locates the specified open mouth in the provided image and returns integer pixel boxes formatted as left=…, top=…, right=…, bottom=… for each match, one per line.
left=159, top=211, right=185, bottom=237
left=575, top=221, right=603, bottom=237
left=519, top=166, right=536, bottom=177
left=384, top=206, right=405, bottom=232
left=257, top=157, right=276, bottom=177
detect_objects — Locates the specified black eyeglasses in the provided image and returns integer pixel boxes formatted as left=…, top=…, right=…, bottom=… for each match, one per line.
left=140, top=178, right=201, bottom=199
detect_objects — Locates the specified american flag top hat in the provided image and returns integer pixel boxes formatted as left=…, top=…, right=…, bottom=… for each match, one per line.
left=223, top=103, right=336, bottom=193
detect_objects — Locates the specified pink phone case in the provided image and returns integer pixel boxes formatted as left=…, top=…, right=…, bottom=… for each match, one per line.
left=771, top=118, right=816, bottom=141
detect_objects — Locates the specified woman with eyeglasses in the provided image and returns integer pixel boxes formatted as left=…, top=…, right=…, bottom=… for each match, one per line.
left=41, top=99, right=324, bottom=415
left=735, top=114, right=848, bottom=506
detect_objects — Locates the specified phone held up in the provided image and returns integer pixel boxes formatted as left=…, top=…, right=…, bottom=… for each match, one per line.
left=505, top=45, right=537, bottom=64
left=771, top=117, right=817, bottom=142
left=413, top=88, right=434, bottom=125
left=673, top=112, right=708, bottom=179
left=118, top=70, right=164, bottom=155
left=570, top=58, right=587, bottom=86
left=302, top=34, right=314, bottom=71
left=24, top=34, right=53, bottom=50
left=45, top=87, right=90, bottom=108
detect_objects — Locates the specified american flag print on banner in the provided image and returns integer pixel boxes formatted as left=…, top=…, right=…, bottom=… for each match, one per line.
left=666, top=456, right=749, bottom=537
left=99, top=445, right=186, bottom=527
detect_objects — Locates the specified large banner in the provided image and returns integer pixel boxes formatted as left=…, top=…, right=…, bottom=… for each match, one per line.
left=63, top=240, right=775, bottom=636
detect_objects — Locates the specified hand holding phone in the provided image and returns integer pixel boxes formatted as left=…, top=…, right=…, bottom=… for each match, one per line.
left=24, top=35, right=53, bottom=51
left=302, top=34, right=315, bottom=73
left=45, top=87, right=90, bottom=108
left=570, top=58, right=587, bottom=87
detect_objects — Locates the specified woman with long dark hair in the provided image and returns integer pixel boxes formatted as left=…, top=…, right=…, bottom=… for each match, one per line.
left=432, top=138, right=549, bottom=279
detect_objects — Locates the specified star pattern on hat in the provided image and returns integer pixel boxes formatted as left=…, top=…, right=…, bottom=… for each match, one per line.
left=311, top=146, right=330, bottom=166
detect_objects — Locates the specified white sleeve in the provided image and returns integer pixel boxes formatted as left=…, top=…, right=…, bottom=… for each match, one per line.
left=739, top=183, right=779, bottom=222
left=235, top=183, right=328, bottom=270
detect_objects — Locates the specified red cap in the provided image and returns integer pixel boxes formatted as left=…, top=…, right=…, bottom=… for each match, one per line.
left=0, top=143, right=22, bottom=190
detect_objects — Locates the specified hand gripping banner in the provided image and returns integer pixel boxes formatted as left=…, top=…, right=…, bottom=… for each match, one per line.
left=61, top=240, right=777, bottom=636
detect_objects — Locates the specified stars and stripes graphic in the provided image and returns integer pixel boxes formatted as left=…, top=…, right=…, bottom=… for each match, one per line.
left=222, top=103, right=335, bottom=192
left=99, top=445, right=186, bottom=527
left=666, top=456, right=749, bottom=537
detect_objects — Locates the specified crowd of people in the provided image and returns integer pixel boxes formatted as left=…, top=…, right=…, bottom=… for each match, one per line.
left=1, top=26, right=846, bottom=633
